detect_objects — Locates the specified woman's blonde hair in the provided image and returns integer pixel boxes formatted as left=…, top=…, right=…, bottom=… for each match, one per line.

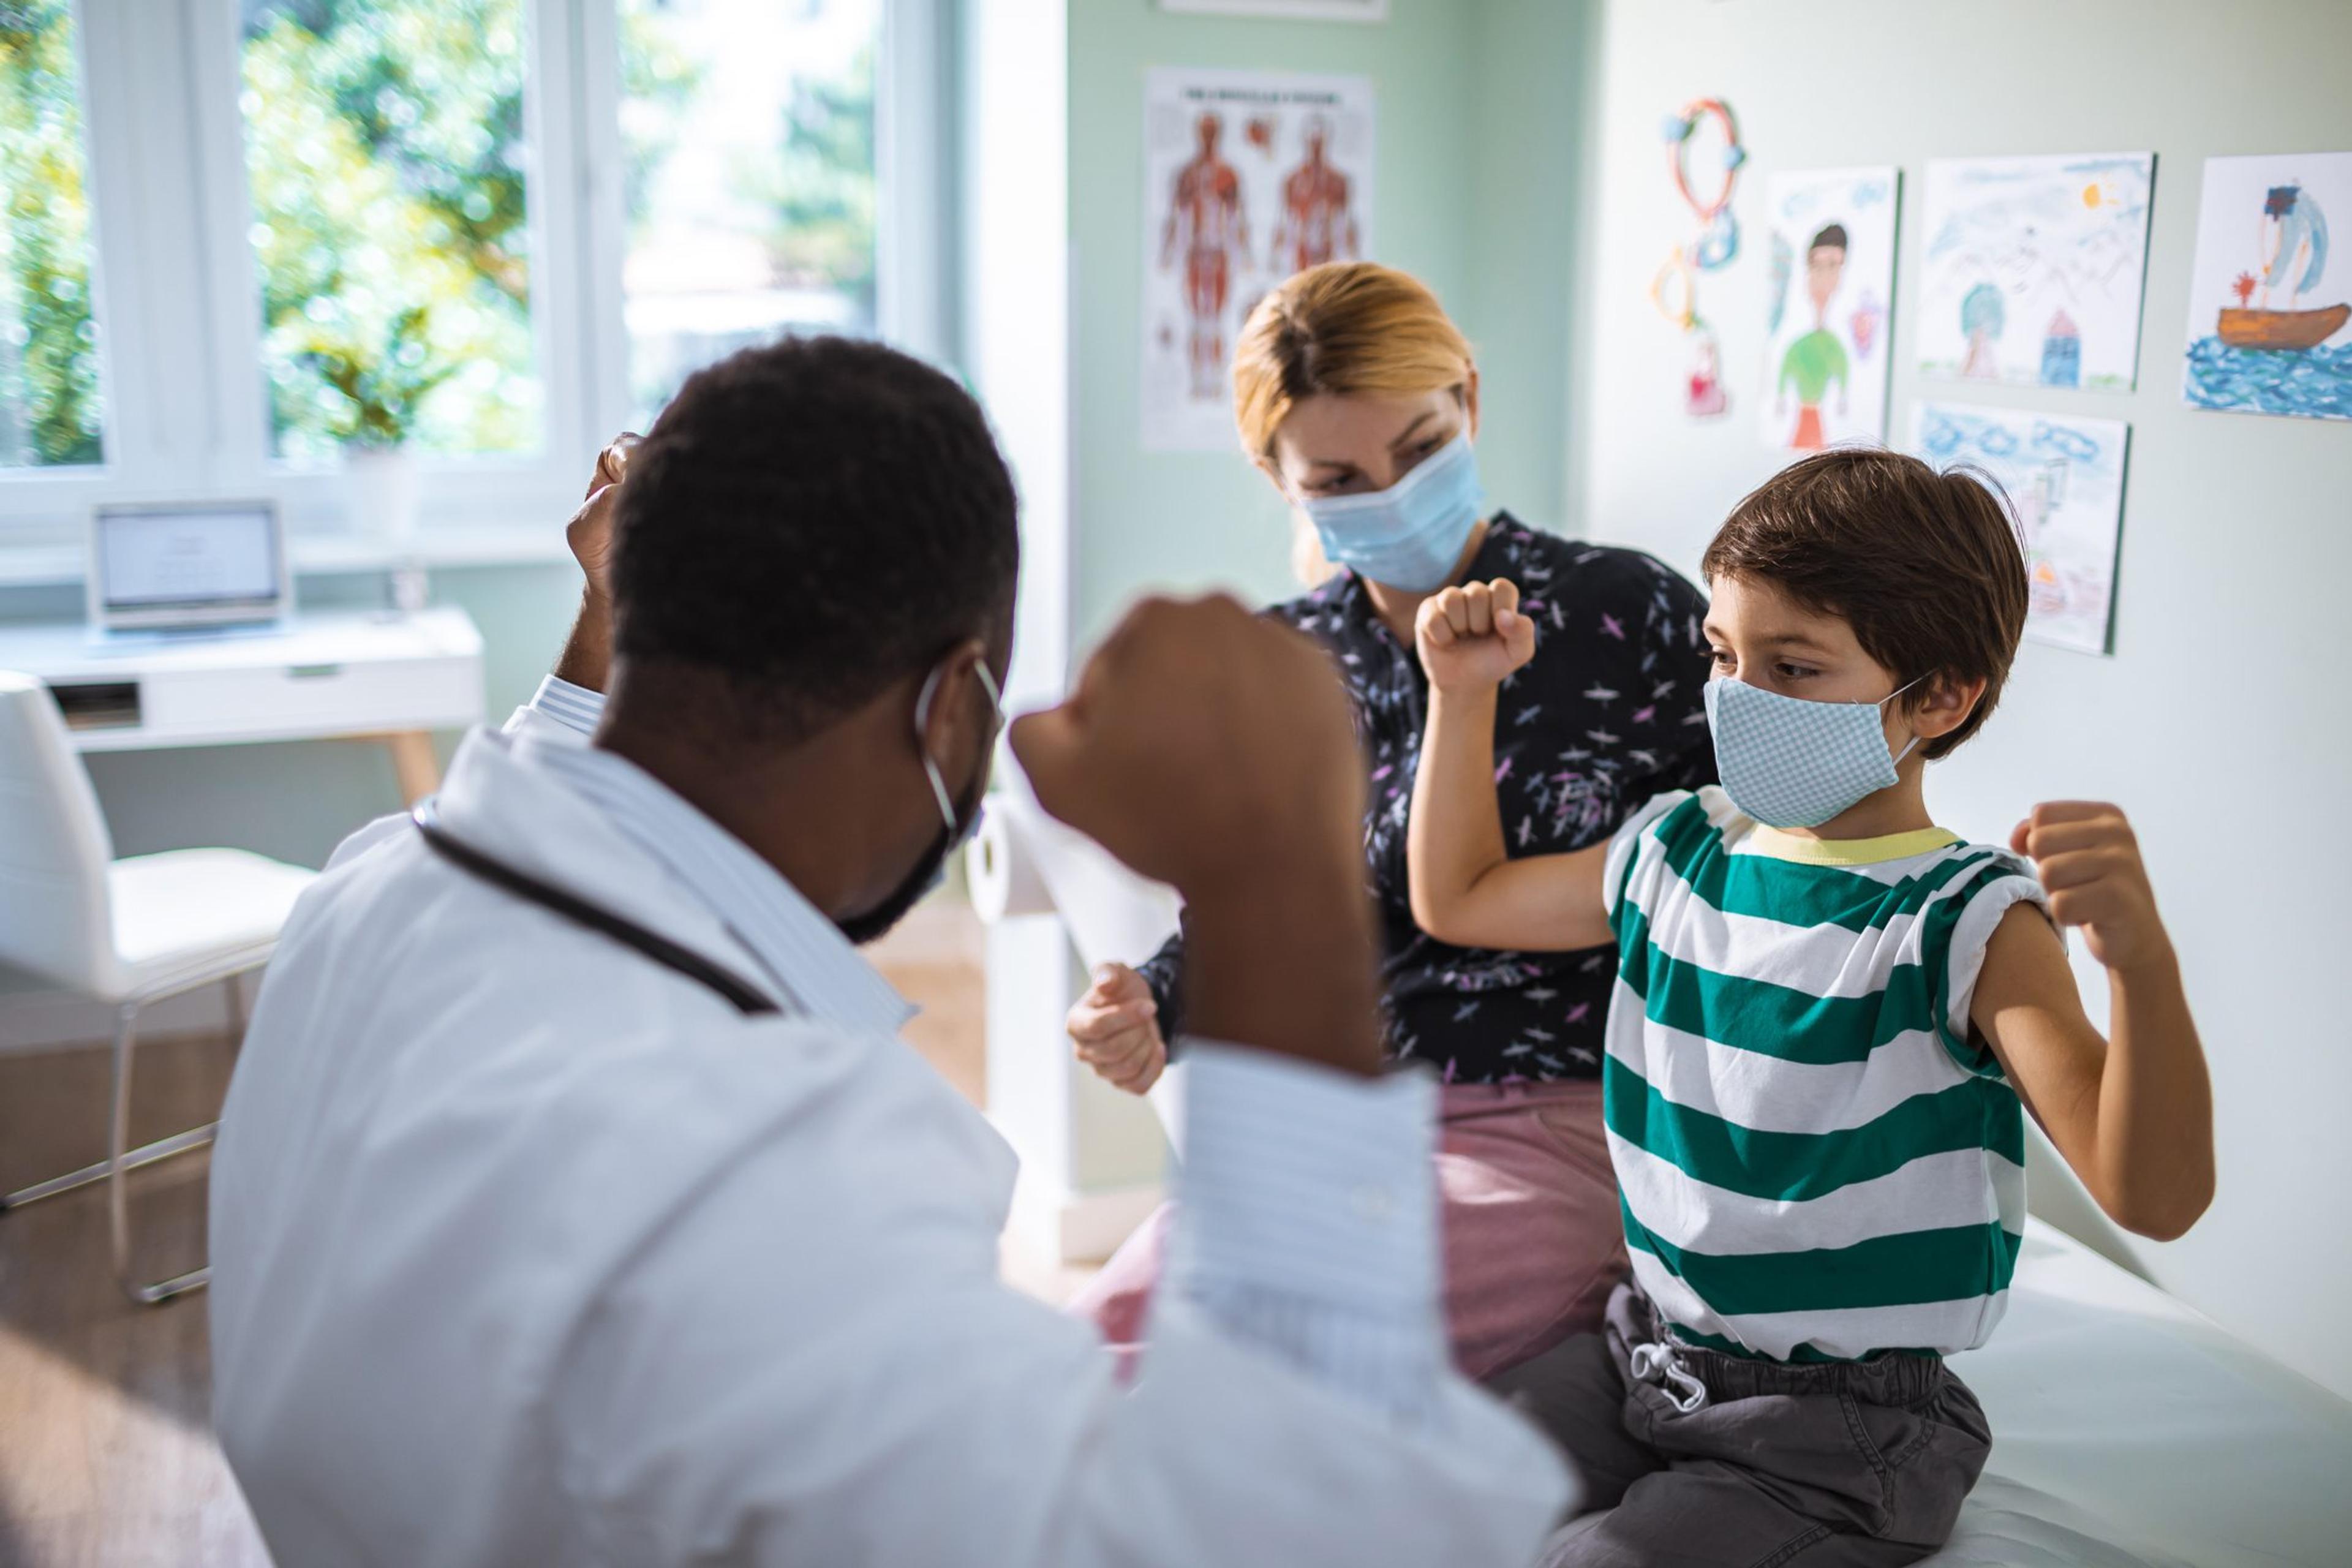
left=1231, top=261, right=1476, bottom=463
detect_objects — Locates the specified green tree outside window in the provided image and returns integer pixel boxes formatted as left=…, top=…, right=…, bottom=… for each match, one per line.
left=0, top=0, right=105, bottom=468
left=241, top=0, right=540, bottom=458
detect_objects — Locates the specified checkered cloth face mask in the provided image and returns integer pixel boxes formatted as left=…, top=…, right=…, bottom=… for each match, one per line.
left=1704, top=676, right=1921, bottom=829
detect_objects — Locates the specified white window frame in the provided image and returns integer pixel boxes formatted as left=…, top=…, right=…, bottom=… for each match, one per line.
left=0, top=0, right=944, bottom=572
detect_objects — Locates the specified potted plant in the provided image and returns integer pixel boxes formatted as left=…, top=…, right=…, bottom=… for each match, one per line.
left=298, top=306, right=454, bottom=545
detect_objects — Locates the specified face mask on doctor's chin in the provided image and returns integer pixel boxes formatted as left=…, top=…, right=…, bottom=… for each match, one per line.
left=834, top=662, right=1001, bottom=947
left=1297, top=429, right=1486, bottom=594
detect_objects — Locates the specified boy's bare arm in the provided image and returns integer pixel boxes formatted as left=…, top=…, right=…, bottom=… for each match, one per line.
left=1972, top=803, right=2214, bottom=1242
left=1406, top=580, right=1613, bottom=953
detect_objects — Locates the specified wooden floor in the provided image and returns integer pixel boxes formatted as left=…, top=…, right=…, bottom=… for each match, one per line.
left=0, top=892, right=1057, bottom=1567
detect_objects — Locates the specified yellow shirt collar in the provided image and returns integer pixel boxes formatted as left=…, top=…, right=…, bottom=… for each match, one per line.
left=1743, top=824, right=1962, bottom=867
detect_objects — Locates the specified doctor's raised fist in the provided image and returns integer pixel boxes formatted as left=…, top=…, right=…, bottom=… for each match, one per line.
left=1010, top=594, right=1364, bottom=905
left=565, top=433, right=639, bottom=600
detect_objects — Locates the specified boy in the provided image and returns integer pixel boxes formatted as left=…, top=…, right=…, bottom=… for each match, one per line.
left=1404, top=449, right=2213, bottom=1566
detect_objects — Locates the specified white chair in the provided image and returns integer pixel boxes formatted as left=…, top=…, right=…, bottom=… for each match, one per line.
left=0, top=671, right=315, bottom=1303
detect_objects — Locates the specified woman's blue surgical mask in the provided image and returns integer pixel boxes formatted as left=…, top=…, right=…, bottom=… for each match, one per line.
left=1298, top=429, right=1485, bottom=593
left=1705, top=675, right=1924, bottom=829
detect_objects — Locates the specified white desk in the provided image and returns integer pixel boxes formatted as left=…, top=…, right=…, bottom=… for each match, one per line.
left=0, top=608, right=486, bottom=803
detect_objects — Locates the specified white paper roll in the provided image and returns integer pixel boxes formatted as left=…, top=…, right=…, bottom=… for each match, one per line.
left=973, top=791, right=1183, bottom=971
left=972, top=777, right=1191, bottom=1152
left=968, top=801, right=1055, bottom=922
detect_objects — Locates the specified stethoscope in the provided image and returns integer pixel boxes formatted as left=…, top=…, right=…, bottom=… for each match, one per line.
left=409, top=657, right=1001, bottom=1019
left=410, top=799, right=781, bottom=1017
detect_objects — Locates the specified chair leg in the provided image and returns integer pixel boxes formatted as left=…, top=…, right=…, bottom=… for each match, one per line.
left=1, top=1125, right=216, bottom=1211
left=0, top=990, right=219, bottom=1213
left=107, top=1000, right=209, bottom=1305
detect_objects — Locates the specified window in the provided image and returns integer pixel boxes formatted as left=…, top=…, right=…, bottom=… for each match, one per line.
left=0, top=0, right=938, bottom=543
left=238, top=0, right=541, bottom=459
left=616, top=0, right=881, bottom=428
left=0, top=0, right=105, bottom=469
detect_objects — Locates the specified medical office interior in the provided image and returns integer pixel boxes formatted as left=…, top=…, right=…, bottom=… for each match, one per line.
left=0, top=0, right=2347, bottom=1561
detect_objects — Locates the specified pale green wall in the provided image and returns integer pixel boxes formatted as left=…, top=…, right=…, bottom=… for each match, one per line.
left=1574, top=0, right=2352, bottom=1397
left=1065, top=0, right=1596, bottom=649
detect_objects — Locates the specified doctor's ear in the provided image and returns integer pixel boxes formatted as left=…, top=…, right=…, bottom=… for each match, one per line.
left=916, top=639, right=999, bottom=756
left=1460, top=368, right=1482, bottom=440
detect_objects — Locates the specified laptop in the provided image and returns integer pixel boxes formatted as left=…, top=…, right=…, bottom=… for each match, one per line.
left=87, top=500, right=292, bottom=636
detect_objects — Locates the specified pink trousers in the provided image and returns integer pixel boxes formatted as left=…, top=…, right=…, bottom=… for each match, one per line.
left=1069, top=1079, right=1628, bottom=1381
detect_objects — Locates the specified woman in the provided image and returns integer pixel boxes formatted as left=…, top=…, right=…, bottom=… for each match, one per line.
left=1068, top=262, right=1716, bottom=1379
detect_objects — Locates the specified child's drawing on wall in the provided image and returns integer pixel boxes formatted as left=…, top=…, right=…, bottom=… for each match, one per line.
left=1758, top=168, right=1897, bottom=454
left=2182, top=152, right=2352, bottom=422
left=1917, top=153, right=2155, bottom=391
left=1776, top=224, right=1850, bottom=449
left=1913, top=402, right=2130, bottom=655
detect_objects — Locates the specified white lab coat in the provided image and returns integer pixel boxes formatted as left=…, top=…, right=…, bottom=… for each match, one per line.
left=209, top=723, right=1569, bottom=1567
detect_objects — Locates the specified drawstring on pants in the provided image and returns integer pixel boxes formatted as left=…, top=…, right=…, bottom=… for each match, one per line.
left=1629, top=1340, right=1708, bottom=1414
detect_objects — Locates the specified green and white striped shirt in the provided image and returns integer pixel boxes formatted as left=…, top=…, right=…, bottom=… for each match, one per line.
left=1601, top=786, right=2046, bottom=1362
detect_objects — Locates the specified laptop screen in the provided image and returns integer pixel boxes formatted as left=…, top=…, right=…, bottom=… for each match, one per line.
left=97, top=505, right=282, bottom=612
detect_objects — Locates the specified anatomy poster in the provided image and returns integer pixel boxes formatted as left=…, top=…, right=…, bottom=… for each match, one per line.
left=1913, top=402, right=2130, bottom=655
left=1916, top=153, right=2155, bottom=392
left=1140, top=67, right=1375, bottom=452
left=1758, top=167, right=1898, bottom=453
left=2180, top=151, right=2352, bottom=422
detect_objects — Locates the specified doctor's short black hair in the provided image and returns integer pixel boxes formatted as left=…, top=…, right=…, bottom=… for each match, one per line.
left=609, top=335, right=1020, bottom=746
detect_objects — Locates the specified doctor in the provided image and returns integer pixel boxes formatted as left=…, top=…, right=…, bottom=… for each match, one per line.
left=208, top=337, right=1569, bottom=1567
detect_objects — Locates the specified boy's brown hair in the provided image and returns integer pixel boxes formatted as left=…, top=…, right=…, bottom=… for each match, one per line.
left=1701, top=448, right=2029, bottom=760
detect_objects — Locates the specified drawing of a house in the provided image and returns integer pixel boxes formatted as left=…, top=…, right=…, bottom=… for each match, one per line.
left=2040, top=310, right=2082, bottom=387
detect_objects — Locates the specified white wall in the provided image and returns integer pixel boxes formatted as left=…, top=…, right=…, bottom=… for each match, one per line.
left=1575, top=0, right=2352, bottom=1396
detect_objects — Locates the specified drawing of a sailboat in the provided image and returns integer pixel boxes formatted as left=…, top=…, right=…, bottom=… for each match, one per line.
left=2218, top=182, right=2347, bottom=350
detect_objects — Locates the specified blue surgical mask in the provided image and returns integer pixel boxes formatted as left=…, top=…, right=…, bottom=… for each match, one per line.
left=1704, top=675, right=1924, bottom=829
left=1299, top=429, right=1485, bottom=593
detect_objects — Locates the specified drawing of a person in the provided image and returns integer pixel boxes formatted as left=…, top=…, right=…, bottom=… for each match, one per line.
left=1960, top=282, right=2006, bottom=379
left=1271, top=115, right=1359, bottom=276
left=1774, top=222, right=1850, bottom=449
left=1160, top=111, right=1250, bottom=399
left=2259, top=183, right=2329, bottom=309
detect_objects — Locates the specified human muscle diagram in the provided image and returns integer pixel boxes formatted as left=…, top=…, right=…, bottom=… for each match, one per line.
left=1141, top=69, right=1375, bottom=451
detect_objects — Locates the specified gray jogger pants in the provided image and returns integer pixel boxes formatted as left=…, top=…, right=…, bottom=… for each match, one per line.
left=1487, top=1281, right=1992, bottom=1568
